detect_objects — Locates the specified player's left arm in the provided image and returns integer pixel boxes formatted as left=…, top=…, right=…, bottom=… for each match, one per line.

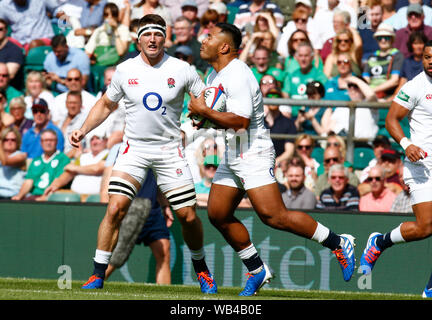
left=386, top=101, right=426, bottom=162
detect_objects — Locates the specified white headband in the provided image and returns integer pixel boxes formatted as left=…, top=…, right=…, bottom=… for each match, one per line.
left=137, top=24, right=167, bottom=39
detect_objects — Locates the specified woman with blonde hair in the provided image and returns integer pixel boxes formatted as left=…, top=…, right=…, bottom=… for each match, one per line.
left=323, top=28, right=362, bottom=78
left=0, top=126, right=27, bottom=199
left=24, top=71, right=55, bottom=119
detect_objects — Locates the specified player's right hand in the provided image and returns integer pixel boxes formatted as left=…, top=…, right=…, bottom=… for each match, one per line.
left=69, top=129, right=85, bottom=148
left=405, top=144, right=427, bottom=162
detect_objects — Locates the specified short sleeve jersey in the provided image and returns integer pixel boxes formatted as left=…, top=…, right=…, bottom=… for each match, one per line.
left=25, top=151, right=71, bottom=196
left=393, top=71, right=432, bottom=156
left=106, top=53, right=204, bottom=147
left=205, top=59, right=274, bottom=160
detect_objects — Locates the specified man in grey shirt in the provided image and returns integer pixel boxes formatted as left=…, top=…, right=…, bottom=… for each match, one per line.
left=282, top=159, right=317, bottom=209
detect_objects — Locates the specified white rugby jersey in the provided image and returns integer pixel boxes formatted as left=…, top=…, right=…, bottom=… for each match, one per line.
left=106, top=53, right=204, bottom=147
left=206, top=58, right=274, bottom=161
left=393, top=71, right=432, bottom=156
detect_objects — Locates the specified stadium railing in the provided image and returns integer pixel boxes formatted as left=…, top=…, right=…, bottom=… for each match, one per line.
left=262, top=97, right=392, bottom=164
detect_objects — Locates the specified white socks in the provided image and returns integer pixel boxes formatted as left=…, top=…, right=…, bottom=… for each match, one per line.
left=94, top=249, right=112, bottom=264
left=311, top=222, right=330, bottom=244
left=390, top=224, right=406, bottom=244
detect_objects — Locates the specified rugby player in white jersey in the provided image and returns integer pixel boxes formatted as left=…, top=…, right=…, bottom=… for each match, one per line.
left=70, top=14, right=217, bottom=293
left=188, top=23, right=356, bottom=296
left=360, top=41, right=432, bottom=298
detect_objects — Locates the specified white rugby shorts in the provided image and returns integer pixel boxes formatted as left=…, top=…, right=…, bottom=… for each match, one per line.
left=113, top=140, right=194, bottom=193
left=403, top=158, right=432, bottom=205
left=212, top=151, right=276, bottom=190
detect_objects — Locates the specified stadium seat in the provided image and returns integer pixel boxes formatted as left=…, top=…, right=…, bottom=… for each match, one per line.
left=47, top=192, right=81, bottom=202
left=85, top=194, right=101, bottom=203
left=24, top=46, right=52, bottom=73
left=311, top=147, right=324, bottom=164
left=89, top=64, right=106, bottom=94
left=353, top=147, right=375, bottom=170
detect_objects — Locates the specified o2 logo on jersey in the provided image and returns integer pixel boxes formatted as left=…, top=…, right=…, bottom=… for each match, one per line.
left=142, top=92, right=166, bottom=115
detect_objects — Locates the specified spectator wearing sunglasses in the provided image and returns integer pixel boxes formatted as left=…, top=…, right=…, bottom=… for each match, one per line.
left=316, top=163, right=359, bottom=210
left=394, top=3, right=432, bottom=58
left=386, top=1, right=432, bottom=36
left=20, top=98, right=64, bottom=160
left=314, top=146, right=359, bottom=198
left=359, top=165, right=396, bottom=212
left=362, top=23, right=404, bottom=100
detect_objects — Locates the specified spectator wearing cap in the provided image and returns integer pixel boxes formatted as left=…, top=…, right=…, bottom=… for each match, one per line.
left=359, top=165, right=397, bottom=212
left=21, top=98, right=64, bottom=160
left=362, top=23, right=404, bottom=100
left=394, top=3, right=432, bottom=58
left=380, top=148, right=403, bottom=193
left=43, top=35, right=91, bottom=95
left=264, top=88, right=297, bottom=167
left=174, top=45, right=205, bottom=78
left=384, top=0, right=432, bottom=31
left=40, top=130, right=109, bottom=200
left=180, top=0, right=201, bottom=36
left=209, top=1, right=228, bottom=23
left=167, top=16, right=209, bottom=74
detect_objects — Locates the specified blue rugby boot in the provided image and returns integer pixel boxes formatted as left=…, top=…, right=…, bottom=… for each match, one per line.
left=197, top=271, right=217, bottom=294
left=81, top=275, right=104, bottom=289
left=360, top=232, right=382, bottom=275
left=423, top=287, right=432, bottom=298
left=239, top=263, right=274, bottom=296
left=333, top=234, right=356, bottom=282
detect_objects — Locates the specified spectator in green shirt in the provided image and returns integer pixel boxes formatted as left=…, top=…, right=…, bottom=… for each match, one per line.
left=250, top=46, right=285, bottom=86
left=282, top=42, right=327, bottom=116
left=11, top=129, right=70, bottom=201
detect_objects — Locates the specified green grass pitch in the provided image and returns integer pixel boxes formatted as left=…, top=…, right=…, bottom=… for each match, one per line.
left=0, top=277, right=424, bottom=300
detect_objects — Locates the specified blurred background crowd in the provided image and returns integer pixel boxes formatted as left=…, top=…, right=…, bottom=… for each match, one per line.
left=0, top=0, right=422, bottom=215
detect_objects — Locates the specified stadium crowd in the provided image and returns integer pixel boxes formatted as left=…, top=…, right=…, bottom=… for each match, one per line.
left=0, top=0, right=422, bottom=214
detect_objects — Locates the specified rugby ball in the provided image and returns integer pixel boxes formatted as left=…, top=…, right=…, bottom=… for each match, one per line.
left=191, top=87, right=226, bottom=129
